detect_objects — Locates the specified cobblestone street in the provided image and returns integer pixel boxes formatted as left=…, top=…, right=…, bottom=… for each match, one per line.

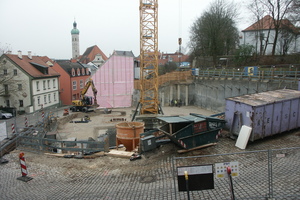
left=1, top=106, right=299, bottom=200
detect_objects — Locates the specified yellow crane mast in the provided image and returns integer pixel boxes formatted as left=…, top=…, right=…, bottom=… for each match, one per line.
left=139, top=0, right=162, bottom=115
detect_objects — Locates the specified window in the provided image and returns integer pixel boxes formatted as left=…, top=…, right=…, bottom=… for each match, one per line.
left=3, top=69, right=8, bottom=75
left=72, top=69, right=75, bottom=76
left=37, top=81, right=40, bottom=91
left=48, top=94, right=51, bottom=103
left=80, top=80, right=84, bottom=88
left=4, top=84, right=8, bottom=94
left=6, top=100, right=10, bottom=107
left=18, top=84, right=22, bottom=90
left=43, top=80, right=46, bottom=90
left=44, top=95, right=47, bottom=104
left=82, top=68, right=85, bottom=75
left=14, top=69, right=17, bottom=76
left=53, top=79, right=56, bottom=88
left=47, top=80, right=50, bottom=89
left=54, top=93, right=56, bottom=101
left=72, top=94, right=76, bottom=100
left=72, top=81, right=77, bottom=90
left=37, top=96, right=40, bottom=105
left=86, top=68, right=89, bottom=75
left=77, top=68, right=80, bottom=76
left=19, top=100, right=24, bottom=107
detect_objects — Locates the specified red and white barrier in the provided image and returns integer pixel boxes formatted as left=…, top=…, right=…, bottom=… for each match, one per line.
left=42, top=112, right=45, bottom=120
left=17, top=152, right=33, bottom=182
left=19, top=152, right=28, bottom=177
left=25, top=117, right=28, bottom=127
left=11, top=123, right=15, bottom=134
left=178, top=139, right=187, bottom=149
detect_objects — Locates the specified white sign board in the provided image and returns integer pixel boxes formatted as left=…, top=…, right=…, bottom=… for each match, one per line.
left=0, top=122, right=7, bottom=141
left=215, top=161, right=239, bottom=178
left=177, top=165, right=213, bottom=175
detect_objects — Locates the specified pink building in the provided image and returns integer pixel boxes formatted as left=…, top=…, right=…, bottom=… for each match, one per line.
left=88, top=51, right=135, bottom=108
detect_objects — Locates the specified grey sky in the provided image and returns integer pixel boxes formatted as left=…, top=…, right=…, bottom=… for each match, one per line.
left=0, top=0, right=249, bottom=59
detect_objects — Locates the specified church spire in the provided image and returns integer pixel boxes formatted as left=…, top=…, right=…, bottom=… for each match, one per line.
left=71, top=21, right=80, bottom=59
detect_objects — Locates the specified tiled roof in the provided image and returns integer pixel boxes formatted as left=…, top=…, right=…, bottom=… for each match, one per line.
left=242, top=15, right=299, bottom=33
left=79, top=45, right=108, bottom=64
left=113, top=50, right=135, bottom=57
left=55, top=60, right=89, bottom=76
left=5, top=54, right=60, bottom=78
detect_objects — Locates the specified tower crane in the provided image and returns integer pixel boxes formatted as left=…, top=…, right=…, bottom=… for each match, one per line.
left=138, top=0, right=162, bottom=115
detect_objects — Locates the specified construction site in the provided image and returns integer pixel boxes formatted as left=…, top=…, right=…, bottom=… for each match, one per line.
left=1, top=0, right=300, bottom=199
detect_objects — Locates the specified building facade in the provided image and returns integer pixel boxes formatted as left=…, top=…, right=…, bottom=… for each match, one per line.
left=241, top=15, right=300, bottom=55
left=0, top=51, right=60, bottom=113
left=55, top=60, right=91, bottom=106
left=87, top=50, right=134, bottom=108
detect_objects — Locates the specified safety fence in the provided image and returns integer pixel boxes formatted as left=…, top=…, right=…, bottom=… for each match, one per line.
left=134, top=71, right=193, bottom=90
left=134, top=68, right=299, bottom=91
left=0, top=107, right=61, bottom=140
left=16, top=137, right=106, bottom=155
left=172, top=147, right=300, bottom=200
left=195, top=69, right=300, bottom=82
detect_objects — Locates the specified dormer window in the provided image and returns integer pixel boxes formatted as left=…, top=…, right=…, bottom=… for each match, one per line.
left=86, top=68, right=89, bottom=75
left=77, top=68, right=80, bottom=76
left=72, top=69, right=75, bottom=76
left=82, top=68, right=85, bottom=75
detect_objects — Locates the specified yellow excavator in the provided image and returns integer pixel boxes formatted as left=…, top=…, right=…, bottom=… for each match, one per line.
left=70, top=78, right=99, bottom=112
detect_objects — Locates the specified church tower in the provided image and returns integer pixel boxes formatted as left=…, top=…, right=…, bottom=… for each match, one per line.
left=71, top=21, right=80, bottom=59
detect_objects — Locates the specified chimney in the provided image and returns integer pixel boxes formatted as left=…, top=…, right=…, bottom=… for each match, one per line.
left=18, top=50, right=22, bottom=59
left=28, top=51, right=32, bottom=59
left=7, top=50, right=12, bottom=54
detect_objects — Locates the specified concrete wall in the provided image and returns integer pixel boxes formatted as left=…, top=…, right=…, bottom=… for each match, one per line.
left=133, top=77, right=299, bottom=113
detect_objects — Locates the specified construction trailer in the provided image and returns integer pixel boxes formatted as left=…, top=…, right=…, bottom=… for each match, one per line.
left=225, top=89, right=300, bottom=141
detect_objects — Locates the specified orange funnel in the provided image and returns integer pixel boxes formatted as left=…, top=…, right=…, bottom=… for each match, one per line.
left=116, top=122, right=144, bottom=151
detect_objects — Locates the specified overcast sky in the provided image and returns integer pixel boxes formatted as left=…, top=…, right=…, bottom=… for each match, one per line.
left=0, top=0, right=249, bottom=59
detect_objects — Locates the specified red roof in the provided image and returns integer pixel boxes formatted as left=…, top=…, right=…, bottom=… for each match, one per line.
left=5, top=54, right=60, bottom=78
left=242, top=15, right=299, bottom=33
left=79, top=45, right=108, bottom=64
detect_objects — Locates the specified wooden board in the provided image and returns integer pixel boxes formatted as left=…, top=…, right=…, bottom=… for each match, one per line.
left=177, top=143, right=217, bottom=154
left=105, top=149, right=133, bottom=158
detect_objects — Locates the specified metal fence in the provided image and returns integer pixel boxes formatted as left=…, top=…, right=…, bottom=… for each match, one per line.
left=1, top=107, right=107, bottom=156
left=1, top=107, right=61, bottom=139
left=16, top=137, right=106, bottom=155
left=195, top=69, right=300, bottom=82
left=172, top=147, right=300, bottom=200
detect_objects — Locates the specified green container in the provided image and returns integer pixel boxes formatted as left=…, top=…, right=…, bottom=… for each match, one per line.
left=157, top=114, right=225, bottom=149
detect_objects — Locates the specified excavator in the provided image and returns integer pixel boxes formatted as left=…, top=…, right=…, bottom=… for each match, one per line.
left=70, top=78, right=99, bottom=112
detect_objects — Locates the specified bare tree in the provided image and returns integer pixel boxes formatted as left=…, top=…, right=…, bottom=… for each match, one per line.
left=247, top=0, right=271, bottom=55
left=248, top=0, right=294, bottom=56
left=287, top=0, right=300, bottom=25
left=189, top=0, right=239, bottom=66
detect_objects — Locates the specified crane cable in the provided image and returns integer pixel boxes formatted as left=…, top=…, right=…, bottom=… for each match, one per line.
left=178, top=0, right=182, bottom=66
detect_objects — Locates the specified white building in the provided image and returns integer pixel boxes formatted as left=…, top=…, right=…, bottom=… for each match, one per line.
left=0, top=51, right=60, bottom=113
left=241, top=15, right=300, bottom=55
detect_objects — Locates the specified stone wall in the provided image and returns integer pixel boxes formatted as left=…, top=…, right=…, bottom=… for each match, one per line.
left=133, top=77, right=299, bottom=113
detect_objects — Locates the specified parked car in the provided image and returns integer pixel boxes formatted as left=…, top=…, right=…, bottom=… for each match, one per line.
left=0, top=110, right=13, bottom=119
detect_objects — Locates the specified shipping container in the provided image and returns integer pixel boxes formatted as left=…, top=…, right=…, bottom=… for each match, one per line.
left=225, top=89, right=300, bottom=141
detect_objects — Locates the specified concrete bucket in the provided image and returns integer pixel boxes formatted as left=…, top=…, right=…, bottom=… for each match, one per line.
left=116, top=122, right=145, bottom=151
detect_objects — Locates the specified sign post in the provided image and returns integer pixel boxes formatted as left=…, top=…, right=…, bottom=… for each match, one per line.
left=215, top=161, right=239, bottom=200
left=227, top=166, right=235, bottom=200
left=184, top=171, right=191, bottom=200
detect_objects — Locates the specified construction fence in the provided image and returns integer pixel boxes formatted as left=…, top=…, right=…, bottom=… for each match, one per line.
left=172, top=147, right=300, bottom=200
left=134, top=71, right=193, bottom=90
left=1, top=108, right=108, bottom=157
